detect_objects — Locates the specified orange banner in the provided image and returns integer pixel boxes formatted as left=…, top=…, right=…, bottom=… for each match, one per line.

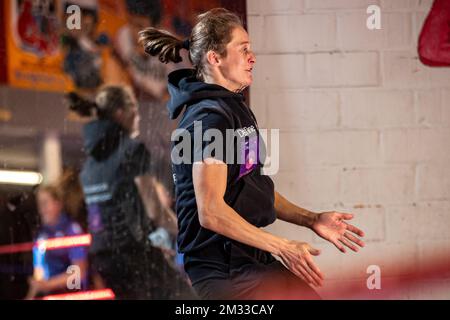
left=4, top=0, right=133, bottom=92
left=5, top=0, right=73, bottom=91
left=3, top=0, right=236, bottom=96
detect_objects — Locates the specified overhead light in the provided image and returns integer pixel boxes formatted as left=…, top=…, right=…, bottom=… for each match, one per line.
left=0, top=170, right=43, bottom=186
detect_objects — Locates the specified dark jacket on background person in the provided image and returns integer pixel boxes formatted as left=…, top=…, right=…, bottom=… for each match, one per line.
left=80, top=119, right=154, bottom=253
left=79, top=119, right=195, bottom=299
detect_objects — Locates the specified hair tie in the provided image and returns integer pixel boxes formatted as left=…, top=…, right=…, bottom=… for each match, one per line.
left=182, top=38, right=190, bottom=50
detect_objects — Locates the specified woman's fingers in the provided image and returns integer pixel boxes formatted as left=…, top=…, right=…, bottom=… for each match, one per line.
left=332, top=239, right=347, bottom=253
left=289, top=258, right=320, bottom=287
left=307, top=246, right=321, bottom=256
left=345, top=222, right=365, bottom=237
left=304, top=258, right=324, bottom=285
left=344, top=231, right=365, bottom=248
left=291, top=263, right=314, bottom=285
left=339, top=237, right=359, bottom=252
left=298, top=264, right=319, bottom=286
left=305, top=245, right=324, bottom=285
left=340, top=213, right=354, bottom=220
left=303, top=250, right=324, bottom=279
left=290, top=265, right=309, bottom=284
left=284, top=242, right=325, bottom=287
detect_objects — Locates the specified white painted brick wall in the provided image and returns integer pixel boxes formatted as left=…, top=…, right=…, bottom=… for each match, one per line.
left=307, top=52, right=380, bottom=87
left=341, top=89, right=415, bottom=128
left=443, top=90, right=450, bottom=125
left=340, top=165, right=416, bottom=204
left=416, top=89, right=442, bottom=125
left=337, top=12, right=412, bottom=50
left=267, top=90, right=339, bottom=129
left=247, top=0, right=304, bottom=15
left=417, top=164, right=450, bottom=200
left=302, top=130, right=380, bottom=165
left=305, top=0, right=380, bottom=10
left=248, top=0, right=450, bottom=299
left=252, top=54, right=307, bottom=88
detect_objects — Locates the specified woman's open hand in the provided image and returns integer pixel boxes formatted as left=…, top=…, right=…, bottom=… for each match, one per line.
left=278, top=241, right=324, bottom=287
left=312, top=212, right=365, bottom=253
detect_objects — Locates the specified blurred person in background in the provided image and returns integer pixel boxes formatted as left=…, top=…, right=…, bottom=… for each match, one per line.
left=114, top=0, right=174, bottom=101
left=58, top=168, right=88, bottom=231
left=66, top=85, right=195, bottom=299
left=61, top=0, right=110, bottom=90
left=25, top=185, right=88, bottom=299
left=114, top=0, right=184, bottom=228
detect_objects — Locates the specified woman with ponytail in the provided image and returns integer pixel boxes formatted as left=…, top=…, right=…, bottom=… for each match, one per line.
left=139, top=8, right=365, bottom=300
left=66, top=86, right=195, bottom=299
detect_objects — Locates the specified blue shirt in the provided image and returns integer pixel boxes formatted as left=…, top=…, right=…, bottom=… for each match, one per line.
left=33, top=214, right=88, bottom=288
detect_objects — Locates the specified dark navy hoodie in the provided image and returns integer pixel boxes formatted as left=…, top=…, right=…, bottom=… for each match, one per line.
left=79, top=120, right=154, bottom=253
left=168, top=69, right=277, bottom=285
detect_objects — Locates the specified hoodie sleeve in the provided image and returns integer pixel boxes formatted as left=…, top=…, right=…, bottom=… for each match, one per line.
left=124, top=142, right=153, bottom=178
left=185, top=111, right=235, bottom=164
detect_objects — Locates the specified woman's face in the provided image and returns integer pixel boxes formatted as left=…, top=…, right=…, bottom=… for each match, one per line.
left=118, top=92, right=140, bottom=138
left=37, top=191, right=62, bottom=226
left=218, top=27, right=256, bottom=92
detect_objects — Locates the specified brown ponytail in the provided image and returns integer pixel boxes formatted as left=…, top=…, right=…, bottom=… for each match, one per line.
left=139, top=8, right=243, bottom=80
left=138, top=28, right=185, bottom=64
left=66, top=86, right=135, bottom=120
left=66, top=92, right=98, bottom=117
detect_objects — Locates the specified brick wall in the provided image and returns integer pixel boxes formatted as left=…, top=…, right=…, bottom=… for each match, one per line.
left=247, top=0, right=450, bottom=299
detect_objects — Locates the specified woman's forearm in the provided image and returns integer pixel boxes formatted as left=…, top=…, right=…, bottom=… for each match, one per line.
left=135, top=175, right=178, bottom=235
left=274, top=191, right=318, bottom=228
left=43, top=273, right=71, bottom=292
left=42, top=259, right=87, bottom=293
left=200, top=200, right=289, bottom=256
left=194, top=162, right=290, bottom=256
left=156, top=207, right=178, bottom=236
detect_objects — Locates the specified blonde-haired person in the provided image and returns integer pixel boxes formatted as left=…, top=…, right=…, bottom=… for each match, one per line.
left=66, top=85, right=195, bottom=299
left=139, top=8, right=366, bottom=299
left=26, top=185, right=88, bottom=299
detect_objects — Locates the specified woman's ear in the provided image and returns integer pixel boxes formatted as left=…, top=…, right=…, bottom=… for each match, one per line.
left=206, top=50, right=221, bottom=66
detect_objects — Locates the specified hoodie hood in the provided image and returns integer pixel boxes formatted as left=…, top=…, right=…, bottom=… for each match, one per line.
left=167, top=68, right=244, bottom=120
left=83, top=119, right=125, bottom=159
